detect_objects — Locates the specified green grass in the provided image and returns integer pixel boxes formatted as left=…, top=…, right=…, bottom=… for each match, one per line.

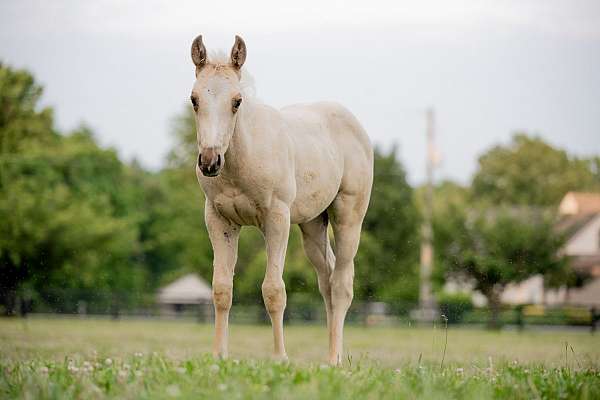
left=1, top=318, right=599, bottom=399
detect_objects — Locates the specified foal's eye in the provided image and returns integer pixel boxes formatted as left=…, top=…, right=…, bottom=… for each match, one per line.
left=190, top=96, right=198, bottom=111
left=232, top=97, right=242, bottom=113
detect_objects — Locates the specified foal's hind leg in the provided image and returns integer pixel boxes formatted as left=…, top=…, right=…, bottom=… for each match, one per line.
left=299, top=214, right=335, bottom=339
left=328, top=192, right=369, bottom=365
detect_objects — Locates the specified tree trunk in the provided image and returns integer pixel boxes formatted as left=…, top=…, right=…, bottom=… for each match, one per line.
left=1, top=289, right=17, bottom=316
left=485, top=286, right=503, bottom=330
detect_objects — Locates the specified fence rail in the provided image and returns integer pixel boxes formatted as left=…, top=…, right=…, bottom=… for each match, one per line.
left=4, top=288, right=599, bottom=332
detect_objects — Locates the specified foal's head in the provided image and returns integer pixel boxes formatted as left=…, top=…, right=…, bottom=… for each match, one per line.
left=190, top=35, right=247, bottom=177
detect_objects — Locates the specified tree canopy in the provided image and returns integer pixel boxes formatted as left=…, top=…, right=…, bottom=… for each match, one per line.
left=0, top=63, right=589, bottom=323
left=472, top=134, right=599, bottom=206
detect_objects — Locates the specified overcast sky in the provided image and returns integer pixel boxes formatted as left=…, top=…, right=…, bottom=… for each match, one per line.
left=1, top=0, right=599, bottom=184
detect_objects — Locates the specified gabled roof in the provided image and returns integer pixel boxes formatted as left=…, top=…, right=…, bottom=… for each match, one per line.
left=559, top=192, right=600, bottom=216
left=556, top=213, right=599, bottom=239
left=157, top=273, right=212, bottom=304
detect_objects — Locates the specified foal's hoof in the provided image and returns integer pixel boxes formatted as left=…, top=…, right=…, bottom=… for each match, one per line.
left=272, top=353, right=289, bottom=363
left=328, top=355, right=342, bottom=366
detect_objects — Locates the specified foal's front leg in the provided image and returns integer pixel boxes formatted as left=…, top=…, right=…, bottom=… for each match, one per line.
left=205, top=202, right=240, bottom=358
left=261, top=200, right=290, bottom=361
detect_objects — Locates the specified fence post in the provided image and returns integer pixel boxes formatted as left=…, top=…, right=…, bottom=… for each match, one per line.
left=515, top=305, right=524, bottom=332
left=110, top=294, right=120, bottom=320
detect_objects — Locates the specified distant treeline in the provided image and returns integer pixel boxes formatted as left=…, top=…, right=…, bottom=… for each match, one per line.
left=1, top=64, right=599, bottom=322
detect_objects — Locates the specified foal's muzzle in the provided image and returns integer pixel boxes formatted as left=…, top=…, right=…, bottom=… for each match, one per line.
left=198, top=149, right=222, bottom=177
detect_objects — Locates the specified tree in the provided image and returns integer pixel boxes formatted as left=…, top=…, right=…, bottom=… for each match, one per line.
left=359, top=146, right=420, bottom=305
left=472, top=134, right=599, bottom=206
left=0, top=65, right=144, bottom=314
left=434, top=205, right=568, bottom=328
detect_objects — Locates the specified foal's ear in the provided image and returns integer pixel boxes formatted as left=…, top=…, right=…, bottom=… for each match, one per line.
left=191, top=35, right=207, bottom=74
left=230, top=35, right=247, bottom=71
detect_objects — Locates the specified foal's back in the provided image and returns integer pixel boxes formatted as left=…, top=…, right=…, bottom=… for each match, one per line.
left=278, top=101, right=373, bottom=224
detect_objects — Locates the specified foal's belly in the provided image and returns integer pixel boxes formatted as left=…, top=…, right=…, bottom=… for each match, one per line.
left=289, top=169, right=341, bottom=225
left=209, top=179, right=339, bottom=227
left=211, top=187, right=337, bottom=227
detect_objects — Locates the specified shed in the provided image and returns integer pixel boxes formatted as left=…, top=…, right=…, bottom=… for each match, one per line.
left=157, top=273, right=212, bottom=317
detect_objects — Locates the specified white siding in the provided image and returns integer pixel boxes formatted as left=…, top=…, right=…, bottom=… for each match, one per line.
left=564, top=214, right=600, bottom=256
left=559, top=193, right=578, bottom=215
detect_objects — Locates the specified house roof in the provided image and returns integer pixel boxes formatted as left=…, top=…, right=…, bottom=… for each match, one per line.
left=559, top=192, right=600, bottom=216
left=556, top=213, right=599, bottom=239
left=157, top=273, right=212, bottom=304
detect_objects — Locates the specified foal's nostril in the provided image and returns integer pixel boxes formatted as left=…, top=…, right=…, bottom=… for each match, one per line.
left=197, top=153, right=202, bottom=168
left=216, top=154, right=221, bottom=169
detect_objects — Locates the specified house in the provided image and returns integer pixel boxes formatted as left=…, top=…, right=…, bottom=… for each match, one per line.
left=555, top=192, right=600, bottom=306
left=502, top=192, right=600, bottom=307
left=157, top=273, right=213, bottom=318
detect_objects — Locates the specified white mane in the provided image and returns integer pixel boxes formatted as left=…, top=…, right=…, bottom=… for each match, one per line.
left=208, top=50, right=256, bottom=99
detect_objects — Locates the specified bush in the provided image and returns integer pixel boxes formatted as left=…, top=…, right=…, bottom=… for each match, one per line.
left=437, top=292, right=474, bottom=324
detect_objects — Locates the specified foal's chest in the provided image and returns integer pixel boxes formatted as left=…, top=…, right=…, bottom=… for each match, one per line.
left=211, top=189, right=263, bottom=227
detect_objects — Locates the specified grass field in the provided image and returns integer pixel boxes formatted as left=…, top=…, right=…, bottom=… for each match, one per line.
left=1, top=318, right=599, bottom=399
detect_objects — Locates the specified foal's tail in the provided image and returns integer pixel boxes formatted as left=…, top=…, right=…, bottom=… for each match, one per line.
left=322, top=211, right=336, bottom=275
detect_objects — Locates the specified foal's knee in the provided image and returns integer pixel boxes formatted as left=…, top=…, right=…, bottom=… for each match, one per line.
left=262, top=278, right=286, bottom=314
left=213, top=281, right=233, bottom=312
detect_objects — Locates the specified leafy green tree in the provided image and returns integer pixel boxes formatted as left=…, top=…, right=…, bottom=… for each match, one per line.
left=472, top=134, right=599, bottom=206
left=0, top=62, right=55, bottom=154
left=434, top=205, right=568, bottom=328
left=0, top=64, right=144, bottom=314
left=359, top=147, right=420, bottom=305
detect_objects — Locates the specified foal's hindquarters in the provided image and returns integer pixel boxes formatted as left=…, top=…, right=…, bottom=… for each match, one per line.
left=300, top=187, right=372, bottom=365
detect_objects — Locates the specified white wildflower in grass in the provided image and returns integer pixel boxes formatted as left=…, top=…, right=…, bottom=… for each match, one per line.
left=123, top=363, right=131, bottom=370
left=134, top=352, right=143, bottom=358
left=218, top=383, right=227, bottom=391
left=118, top=370, right=128, bottom=379
left=232, top=359, right=240, bottom=365
left=394, top=368, right=401, bottom=374
left=166, top=384, right=181, bottom=397
left=176, top=367, right=186, bottom=374
left=104, top=358, right=113, bottom=366
left=82, top=361, right=94, bottom=373
left=209, top=364, right=220, bottom=373
left=319, top=364, right=329, bottom=370
left=456, top=368, right=464, bottom=374
left=39, top=366, right=49, bottom=374
left=134, top=370, right=143, bottom=378
left=67, top=365, right=79, bottom=373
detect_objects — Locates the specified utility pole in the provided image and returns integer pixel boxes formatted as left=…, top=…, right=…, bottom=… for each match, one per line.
left=417, top=107, right=437, bottom=322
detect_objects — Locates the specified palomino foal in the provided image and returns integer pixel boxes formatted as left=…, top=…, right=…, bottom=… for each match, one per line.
left=190, top=35, right=373, bottom=365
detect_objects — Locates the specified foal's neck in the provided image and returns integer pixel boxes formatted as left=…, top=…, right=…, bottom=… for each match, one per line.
left=222, top=102, right=254, bottom=179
